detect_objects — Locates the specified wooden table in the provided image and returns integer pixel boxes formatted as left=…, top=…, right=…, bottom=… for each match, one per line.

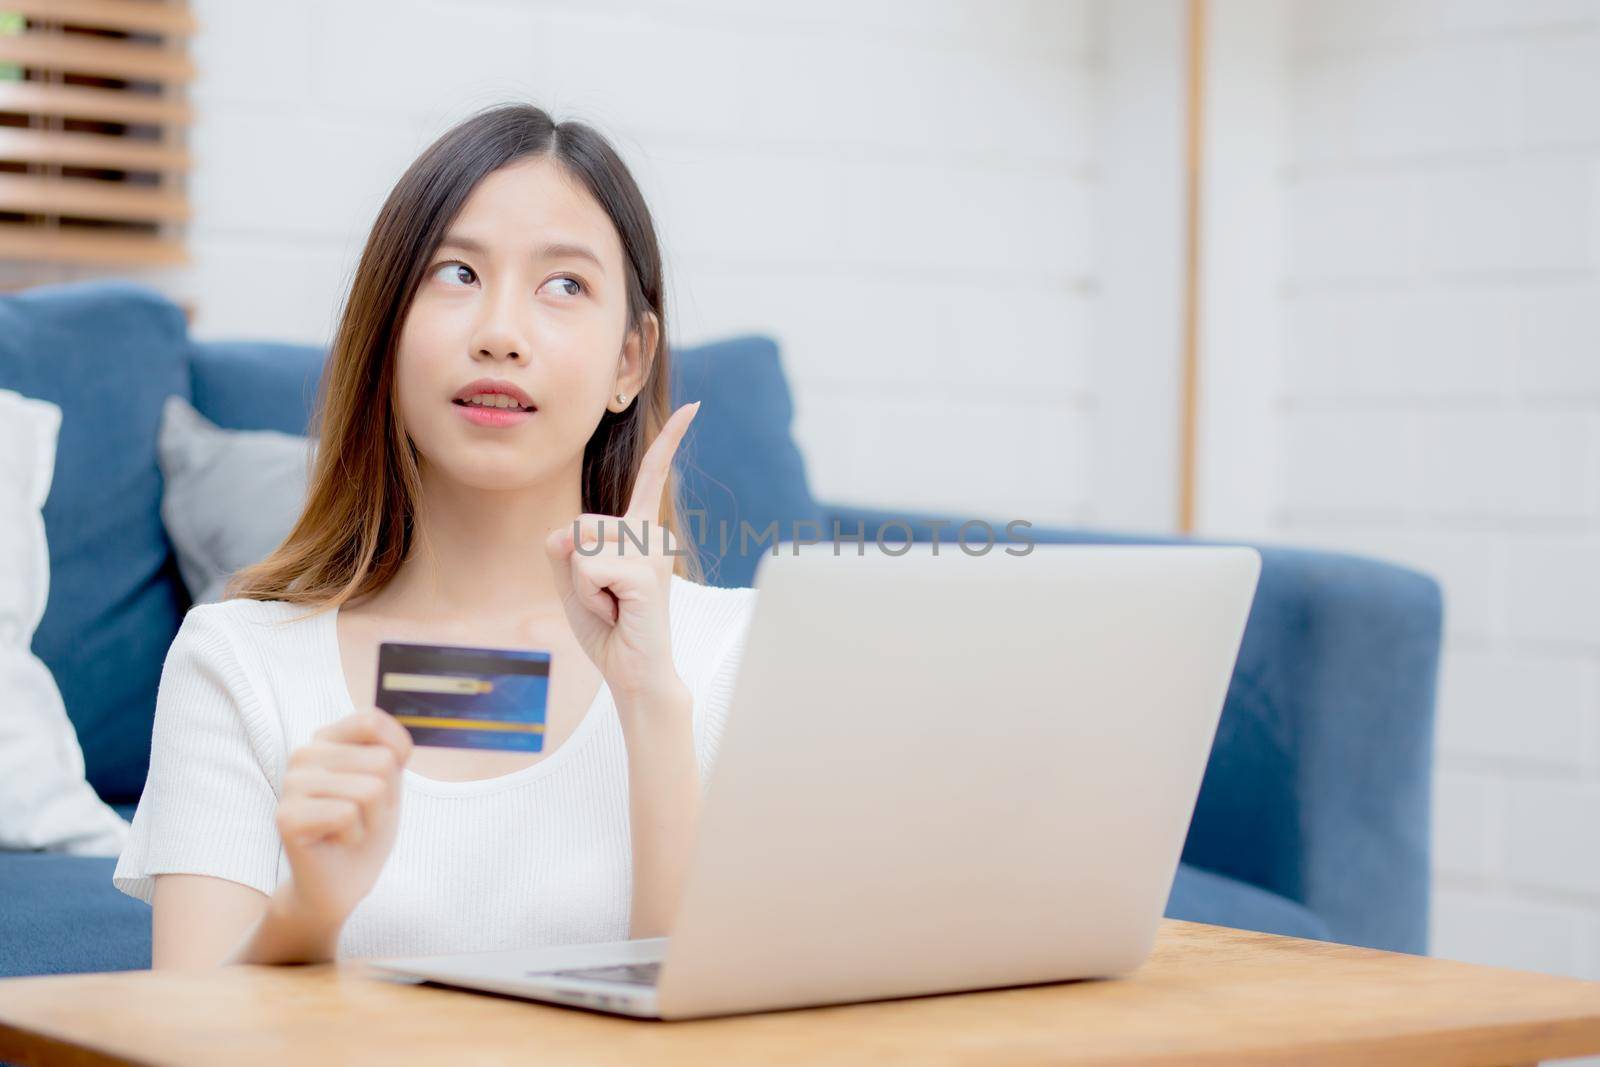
left=1, top=921, right=1598, bottom=1066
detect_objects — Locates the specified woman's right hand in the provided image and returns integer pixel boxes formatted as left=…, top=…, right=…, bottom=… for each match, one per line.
left=274, top=708, right=413, bottom=936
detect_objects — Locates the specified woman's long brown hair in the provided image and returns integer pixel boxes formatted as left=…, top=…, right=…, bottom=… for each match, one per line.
left=227, top=103, right=702, bottom=610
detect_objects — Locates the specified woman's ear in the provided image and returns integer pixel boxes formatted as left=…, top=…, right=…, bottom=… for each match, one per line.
left=613, top=311, right=661, bottom=405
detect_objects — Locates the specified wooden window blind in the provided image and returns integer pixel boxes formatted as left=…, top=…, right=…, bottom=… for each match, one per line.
left=0, top=0, right=192, bottom=269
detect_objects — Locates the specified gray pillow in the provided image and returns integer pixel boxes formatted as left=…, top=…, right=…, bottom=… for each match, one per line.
left=157, top=396, right=314, bottom=604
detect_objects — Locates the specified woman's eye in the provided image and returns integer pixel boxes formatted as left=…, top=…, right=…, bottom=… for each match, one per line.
left=432, top=261, right=476, bottom=286
left=542, top=275, right=584, bottom=298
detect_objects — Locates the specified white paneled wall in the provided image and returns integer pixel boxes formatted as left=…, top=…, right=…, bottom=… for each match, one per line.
left=1268, top=0, right=1600, bottom=981
left=126, top=0, right=1106, bottom=527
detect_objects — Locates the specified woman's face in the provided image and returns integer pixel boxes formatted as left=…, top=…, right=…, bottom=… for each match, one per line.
left=394, top=155, right=654, bottom=493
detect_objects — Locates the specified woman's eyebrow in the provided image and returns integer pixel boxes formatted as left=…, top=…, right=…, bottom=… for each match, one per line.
left=436, top=232, right=606, bottom=275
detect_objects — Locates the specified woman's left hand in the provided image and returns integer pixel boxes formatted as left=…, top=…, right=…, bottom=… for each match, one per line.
left=544, top=401, right=700, bottom=710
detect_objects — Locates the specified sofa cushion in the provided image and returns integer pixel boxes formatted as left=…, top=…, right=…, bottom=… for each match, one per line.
left=1165, top=862, right=1331, bottom=942
left=0, top=851, right=151, bottom=977
left=0, top=282, right=191, bottom=804
left=190, top=340, right=327, bottom=435
left=190, top=334, right=826, bottom=590
left=670, top=335, right=826, bottom=587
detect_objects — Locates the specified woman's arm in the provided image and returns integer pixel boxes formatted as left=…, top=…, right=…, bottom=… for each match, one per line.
left=146, top=707, right=412, bottom=968
left=541, top=402, right=709, bottom=939
left=616, top=679, right=700, bottom=940
left=152, top=875, right=346, bottom=968
left=151, top=874, right=267, bottom=968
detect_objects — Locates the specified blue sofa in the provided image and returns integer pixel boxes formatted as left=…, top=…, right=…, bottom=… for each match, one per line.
left=0, top=280, right=1444, bottom=978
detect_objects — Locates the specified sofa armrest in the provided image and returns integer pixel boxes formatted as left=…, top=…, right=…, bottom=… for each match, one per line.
left=818, top=502, right=1444, bottom=953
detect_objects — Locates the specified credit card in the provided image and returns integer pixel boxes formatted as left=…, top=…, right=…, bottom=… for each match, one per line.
left=375, top=641, right=550, bottom=751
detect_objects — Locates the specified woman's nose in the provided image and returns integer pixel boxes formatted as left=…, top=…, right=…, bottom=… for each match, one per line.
left=475, top=337, right=522, bottom=362
left=470, top=288, right=529, bottom=362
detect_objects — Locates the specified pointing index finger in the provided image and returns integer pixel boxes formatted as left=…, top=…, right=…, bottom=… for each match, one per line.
left=624, top=401, right=700, bottom=525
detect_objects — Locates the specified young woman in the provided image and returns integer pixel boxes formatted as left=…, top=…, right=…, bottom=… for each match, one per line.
left=112, top=104, right=759, bottom=967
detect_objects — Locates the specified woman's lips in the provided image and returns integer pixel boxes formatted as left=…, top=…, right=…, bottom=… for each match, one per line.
left=453, top=400, right=534, bottom=428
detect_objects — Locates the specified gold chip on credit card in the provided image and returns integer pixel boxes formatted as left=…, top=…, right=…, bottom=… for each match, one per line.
left=381, top=672, right=494, bottom=695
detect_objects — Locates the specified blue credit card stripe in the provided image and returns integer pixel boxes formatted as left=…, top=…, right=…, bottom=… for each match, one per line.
left=392, top=715, right=546, bottom=734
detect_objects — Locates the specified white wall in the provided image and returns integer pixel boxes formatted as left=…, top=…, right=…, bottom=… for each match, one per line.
left=1193, top=0, right=1286, bottom=540
left=123, top=0, right=1107, bottom=528
left=1198, top=0, right=1600, bottom=981
left=1092, top=0, right=1188, bottom=533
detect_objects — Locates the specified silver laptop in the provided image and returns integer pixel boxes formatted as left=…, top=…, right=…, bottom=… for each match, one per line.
left=368, top=543, right=1261, bottom=1020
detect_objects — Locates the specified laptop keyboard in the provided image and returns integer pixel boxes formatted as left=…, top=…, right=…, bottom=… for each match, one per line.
left=535, top=960, right=661, bottom=987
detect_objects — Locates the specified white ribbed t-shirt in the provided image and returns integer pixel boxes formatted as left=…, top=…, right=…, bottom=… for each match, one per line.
left=112, top=574, right=759, bottom=959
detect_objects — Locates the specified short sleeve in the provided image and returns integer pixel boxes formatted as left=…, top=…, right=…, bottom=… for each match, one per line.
left=112, top=606, right=286, bottom=904
left=690, top=588, right=758, bottom=793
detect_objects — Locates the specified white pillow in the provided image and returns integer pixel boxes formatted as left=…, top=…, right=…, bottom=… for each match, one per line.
left=158, top=396, right=313, bottom=604
left=0, top=389, right=130, bottom=855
